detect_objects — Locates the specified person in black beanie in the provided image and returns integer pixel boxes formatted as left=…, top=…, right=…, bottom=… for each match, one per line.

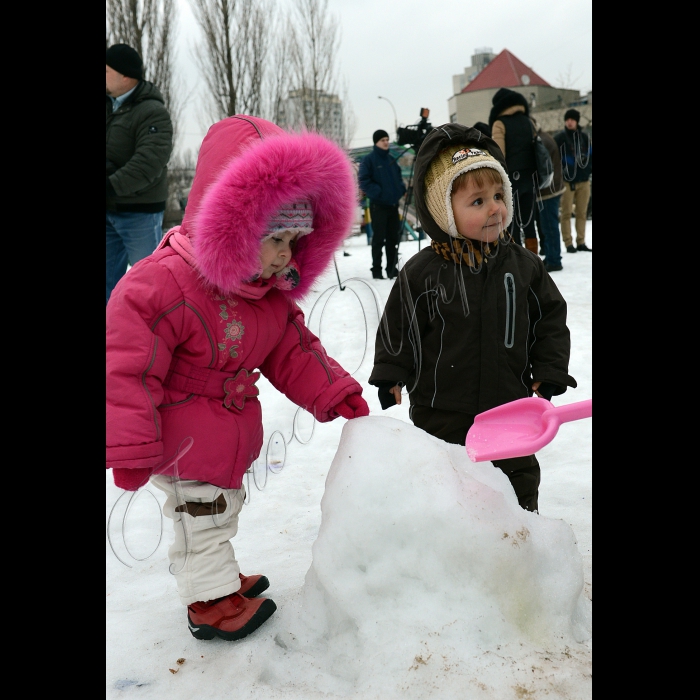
left=358, top=129, right=406, bottom=279
left=555, top=109, right=592, bottom=252
left=106, top=44, right=173, bottom=304
left=488, top=88, right=540, bottom=254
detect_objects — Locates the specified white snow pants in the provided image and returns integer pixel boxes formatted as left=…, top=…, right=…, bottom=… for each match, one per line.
left=150, top=475, right=245, bottom=606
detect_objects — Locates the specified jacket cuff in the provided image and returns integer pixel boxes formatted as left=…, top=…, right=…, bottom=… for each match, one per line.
left=107, top=441, right=164, bottom=469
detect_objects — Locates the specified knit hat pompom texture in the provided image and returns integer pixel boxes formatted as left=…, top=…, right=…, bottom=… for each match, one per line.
left=373, top=129, right=389, bottom=144
left=106, top=44, right=143, bottom=81
left=424, top=144, right=513, bottom=237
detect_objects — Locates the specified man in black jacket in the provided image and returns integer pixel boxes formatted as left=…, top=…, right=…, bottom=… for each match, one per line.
left=555, top=109, right=592, bottom=253
left=358, top=130, right=406, bottom=279
left=106, top=44, right=173, bottom=304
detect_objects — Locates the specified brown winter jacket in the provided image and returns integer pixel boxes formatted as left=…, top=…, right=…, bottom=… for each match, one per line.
left=106, top=80, right=173, bottom=212
left=369, top=123, right=577, bottom=414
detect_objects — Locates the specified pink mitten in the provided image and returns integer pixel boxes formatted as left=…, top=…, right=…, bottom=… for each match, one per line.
left=112, top=467, right=152, bottom=491
left=332, top=393, right=370, bottom=419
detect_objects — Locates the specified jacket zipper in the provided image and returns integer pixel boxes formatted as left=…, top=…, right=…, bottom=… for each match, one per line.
left=504, top=273, right=515, bottom=348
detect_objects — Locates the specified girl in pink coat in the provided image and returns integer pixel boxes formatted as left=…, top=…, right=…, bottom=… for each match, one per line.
left=106, top=115, right=369, bottom=641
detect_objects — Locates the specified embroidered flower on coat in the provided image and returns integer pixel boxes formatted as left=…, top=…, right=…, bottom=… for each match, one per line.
left=224, top=320, right=245, bottom=342
left=223, top=369, right=260, bottom=411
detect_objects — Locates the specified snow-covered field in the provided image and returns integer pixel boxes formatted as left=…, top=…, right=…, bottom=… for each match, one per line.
left=107, top=222, right=592, bottom=699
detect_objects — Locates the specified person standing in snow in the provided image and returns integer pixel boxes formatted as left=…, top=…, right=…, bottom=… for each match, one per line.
left=369, top=123, right=576, bottom=513
left=555, top=109, right=592, bottom=253
left=106, top=115, right=370, bottom=642
left=488, top=88, right=540, bottom=253
left=106, top=44, right=173, bottom=304
left=358, top=129, right=407, bottom=279
left=532, top=117, right=566, bottom=272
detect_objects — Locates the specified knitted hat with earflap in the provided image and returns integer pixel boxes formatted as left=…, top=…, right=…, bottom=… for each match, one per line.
left=424, top=144, right=513, bottom=238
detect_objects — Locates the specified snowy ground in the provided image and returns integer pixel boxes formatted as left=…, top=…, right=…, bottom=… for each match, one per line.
left=107, top=222, right=592, bottom=699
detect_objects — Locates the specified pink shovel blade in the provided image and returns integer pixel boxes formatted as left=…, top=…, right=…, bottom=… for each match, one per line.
left=466, top=397, right=592, bottom=462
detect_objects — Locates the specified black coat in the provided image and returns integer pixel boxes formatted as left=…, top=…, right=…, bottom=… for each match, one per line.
left=369, top=123, right=576, bottom=413
left=358, top=146, right=406, bottom=207
left=555, top=127, right=592, bottom=184
left=106, top=81, right=173, bottom=212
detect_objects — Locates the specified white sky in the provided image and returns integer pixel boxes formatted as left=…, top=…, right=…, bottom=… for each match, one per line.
left=107, top=223, right=592, bottom=698
left=173, top=0, right=592, bottom=153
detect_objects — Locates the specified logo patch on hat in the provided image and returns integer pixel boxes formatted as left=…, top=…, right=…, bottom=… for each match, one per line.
left=452, top=148, right=487, bottom=165
left=149, top=126, right=158, bottom=133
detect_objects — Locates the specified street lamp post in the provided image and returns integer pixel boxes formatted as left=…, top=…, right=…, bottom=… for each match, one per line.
left=378, top=96, right=398, bottom=135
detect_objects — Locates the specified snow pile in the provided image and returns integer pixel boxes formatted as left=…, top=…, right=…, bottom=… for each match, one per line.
left=262, top=416, right=591, bottom=698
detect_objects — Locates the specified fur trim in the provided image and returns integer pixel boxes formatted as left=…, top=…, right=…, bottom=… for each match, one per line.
left=192, top=127, right=357, bottom=301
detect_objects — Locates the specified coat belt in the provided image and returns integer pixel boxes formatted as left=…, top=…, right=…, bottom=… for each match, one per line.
left=164, top=357, right=260, bottom=412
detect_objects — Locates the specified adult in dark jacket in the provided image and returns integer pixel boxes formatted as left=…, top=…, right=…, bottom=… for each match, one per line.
left=106, top=44, right=173, bottom=304
left=533, top=117, right=566, bottom=272
left=555, top=109, right=592, bottom=252
left=369, top=123, right=576, bottom=512
left=489, top=88, right=539, bottom=254
left=358, top=130, right=407, bottom=279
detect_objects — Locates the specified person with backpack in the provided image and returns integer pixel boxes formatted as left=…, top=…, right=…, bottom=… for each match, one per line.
left=489, top=88, right=540, bottom=254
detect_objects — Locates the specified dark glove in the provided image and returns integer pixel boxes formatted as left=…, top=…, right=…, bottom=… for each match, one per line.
left=112, top=467, right=152, bottom=491
left=106, top=176, right=117, bottom=196
left=535, top=382, right=562, bottom=402
left=373, top=381, right=402, bottom=410
left=106, top=159, right=118, bottom=176
left=331, top=393, right=370, bottom=420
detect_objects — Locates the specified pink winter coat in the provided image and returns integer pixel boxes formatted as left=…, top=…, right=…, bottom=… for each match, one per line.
left=106, top=115, right=363, bottom=489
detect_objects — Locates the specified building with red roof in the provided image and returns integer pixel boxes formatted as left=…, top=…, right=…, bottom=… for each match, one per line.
left=448, top=48, right=590, bottom=135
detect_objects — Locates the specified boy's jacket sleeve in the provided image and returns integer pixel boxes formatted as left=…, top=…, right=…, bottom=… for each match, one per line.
left=527, top=267, right=577, bottom=391
left=258, top=303, right=363, bottom=422
left=106, top=260, right=184, bottom=470
left=369, top=276, right=424, bottom=387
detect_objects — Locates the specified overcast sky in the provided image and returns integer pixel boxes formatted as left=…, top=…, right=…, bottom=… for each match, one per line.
left=173, top=0, right=592, bottom=154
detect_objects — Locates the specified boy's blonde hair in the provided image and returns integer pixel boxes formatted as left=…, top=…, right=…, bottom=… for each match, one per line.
left=424, top=144, right=513, bottom=237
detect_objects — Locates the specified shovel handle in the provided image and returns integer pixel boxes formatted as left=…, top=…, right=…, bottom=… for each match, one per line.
left=544, top=399, right=592, bottom=425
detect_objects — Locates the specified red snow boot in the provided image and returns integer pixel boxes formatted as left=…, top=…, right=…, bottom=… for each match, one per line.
left=187, top=592, right=276, bottom=641
left=238, top=573, right=270, bottom=598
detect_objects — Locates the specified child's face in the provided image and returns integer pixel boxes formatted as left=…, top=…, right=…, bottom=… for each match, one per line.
left=259, top=229, right=299, bottom=279
left=451, top=177, right=507, bottom=243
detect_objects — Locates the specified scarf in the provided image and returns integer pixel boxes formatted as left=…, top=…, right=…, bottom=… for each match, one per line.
left=430, top=233, right=504, bottom=268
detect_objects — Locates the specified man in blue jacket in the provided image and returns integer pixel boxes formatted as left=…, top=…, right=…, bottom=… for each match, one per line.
left=358, top=130, right=406, bottom=279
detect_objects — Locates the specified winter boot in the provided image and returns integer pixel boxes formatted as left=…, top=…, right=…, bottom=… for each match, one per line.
left=187, top=592, right=277, bottom=641
left=238, top=573, right=270, bottom=598
left=524, top=238, right=539, bottom=254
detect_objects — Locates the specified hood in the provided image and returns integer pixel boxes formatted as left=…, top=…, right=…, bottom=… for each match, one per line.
left=132, top=80, right=166, bottom=106
left=181, top=115, right=357, bottom=301
left=488, top=88, right=529, bottom=127
left=413, top=123, right=510, bottom=245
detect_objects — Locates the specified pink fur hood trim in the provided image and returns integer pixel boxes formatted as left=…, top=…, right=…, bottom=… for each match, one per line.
left=188, top=115, right=357, bottom=301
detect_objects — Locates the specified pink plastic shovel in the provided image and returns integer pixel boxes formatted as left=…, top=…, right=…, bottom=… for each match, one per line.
left=465, top=397, right=592, bottom=462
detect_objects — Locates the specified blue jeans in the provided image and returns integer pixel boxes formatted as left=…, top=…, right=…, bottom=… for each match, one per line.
left=538, top=195, right=562, bottom=267
left=106, top=210, right=164, bottom=304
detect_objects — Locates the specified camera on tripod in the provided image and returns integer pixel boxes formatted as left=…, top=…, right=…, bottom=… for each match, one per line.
left=396, top=108, right=432, bottom=151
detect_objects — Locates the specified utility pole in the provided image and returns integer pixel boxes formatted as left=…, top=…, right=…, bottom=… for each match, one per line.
left=378, top=96, right=398, bottom=135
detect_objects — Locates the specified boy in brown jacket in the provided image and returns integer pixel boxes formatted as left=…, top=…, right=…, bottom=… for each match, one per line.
left=369, top=123, right=577, bottom=512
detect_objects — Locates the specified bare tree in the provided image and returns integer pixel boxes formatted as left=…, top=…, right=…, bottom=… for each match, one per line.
left=189, top=0, right=273, bottom=123
left=556, top=62, right=584, bottom=91
left=285, top=0, right=339, bottom=132
left=106, top=0, right=184, bottom=149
